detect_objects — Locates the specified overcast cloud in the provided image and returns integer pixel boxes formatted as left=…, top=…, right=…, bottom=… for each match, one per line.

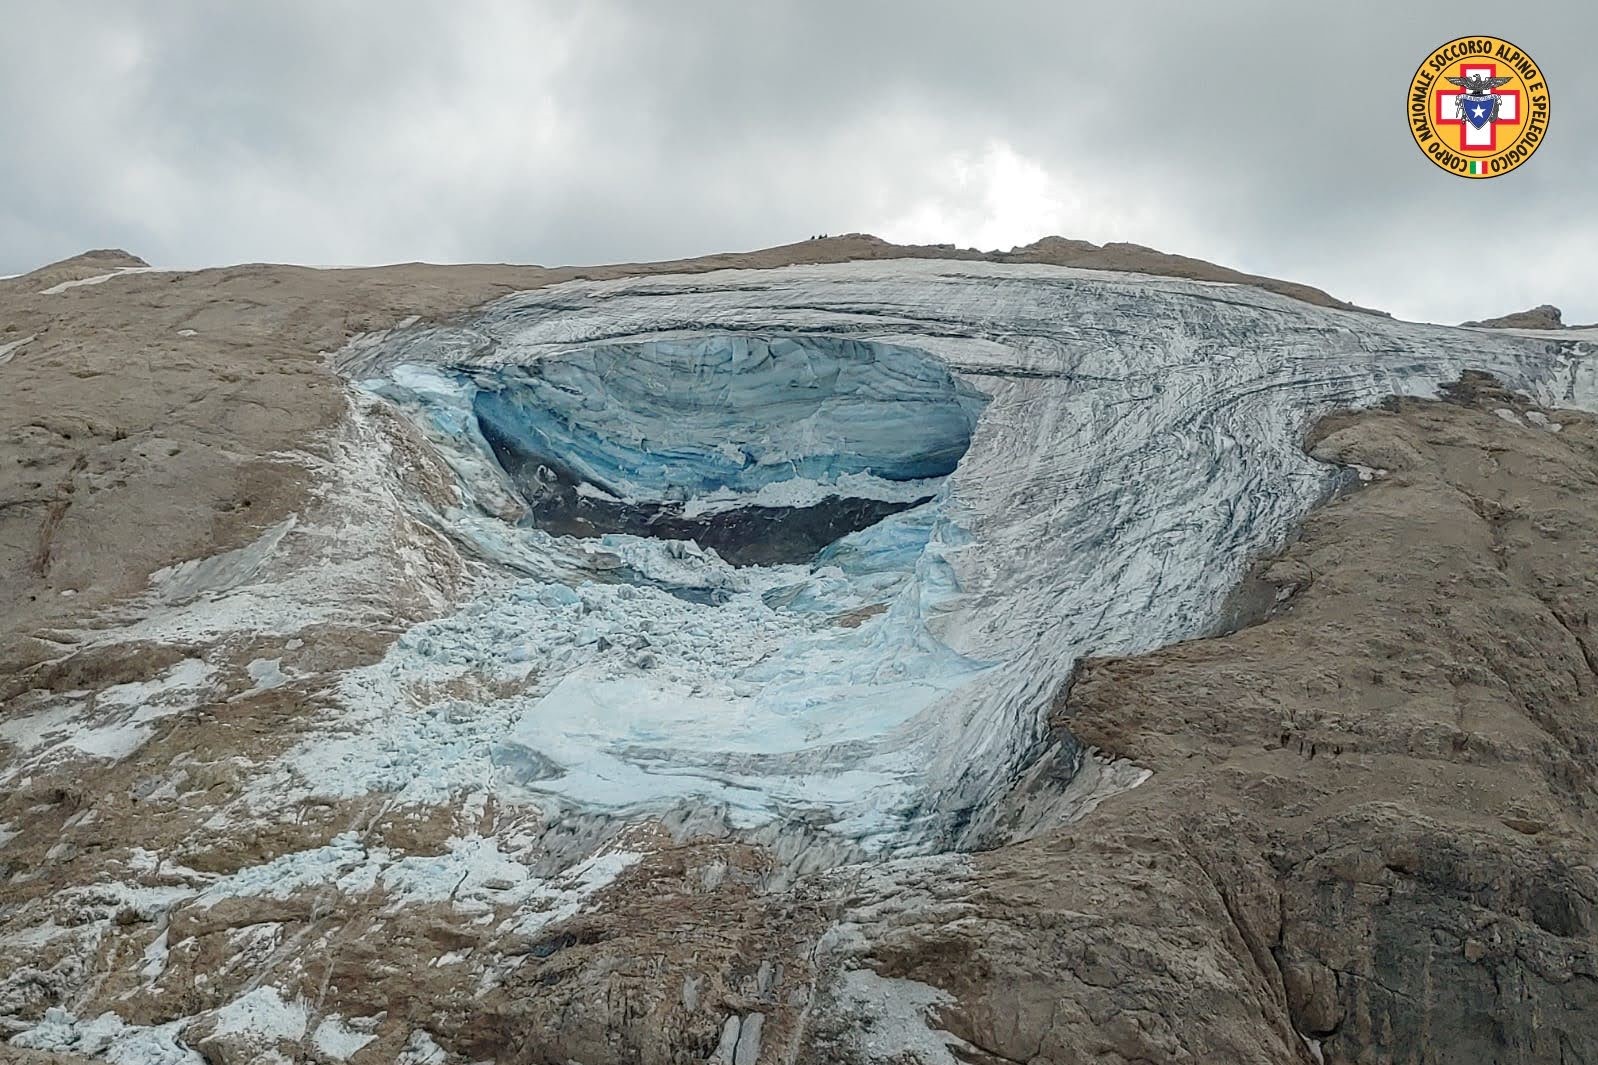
left=1, top=1, right=1591, bottom=323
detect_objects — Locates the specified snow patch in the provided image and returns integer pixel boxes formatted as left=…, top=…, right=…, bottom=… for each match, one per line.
left=149, top=517, right=297, bottom=603
left=208, top=985, right=308, bottom=1044
left=9, top=1007, right=203, bottom=1065
left=311, top=1015, right=376, bottom=1060
left=0, top=333, right=34, bottom=366
left=0, top=658, right=215, bottom=775
left=397, top=1029, right=448, bottom=1064
left=38, top=266, right=163, bottom=294
left=140, top=930, right=172, bottom=981
left=242, top=657, right=289, bottom=693
left=831, top=969, right=975, bottom=1064
left=193, top=830, right=641, bottom=931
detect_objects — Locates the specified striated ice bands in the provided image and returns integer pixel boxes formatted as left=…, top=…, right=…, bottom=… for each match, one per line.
left=300, top=259, right=1598, bottom=853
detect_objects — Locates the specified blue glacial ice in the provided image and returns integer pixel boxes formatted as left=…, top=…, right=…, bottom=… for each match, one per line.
left=302, top=259, right=1598, bottom=853
left=468, top=335, right=986, bottom=502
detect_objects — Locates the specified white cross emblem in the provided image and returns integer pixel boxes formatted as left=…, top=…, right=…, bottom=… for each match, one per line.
left=1437, top=64, right=1520, bottom=148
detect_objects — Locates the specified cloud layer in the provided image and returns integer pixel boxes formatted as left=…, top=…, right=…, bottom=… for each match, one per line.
left=2, top=1, right=1591, bottom=323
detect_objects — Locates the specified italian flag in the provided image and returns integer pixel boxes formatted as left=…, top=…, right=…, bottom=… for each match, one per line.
left=1467, top=159, right=1488, bottom=175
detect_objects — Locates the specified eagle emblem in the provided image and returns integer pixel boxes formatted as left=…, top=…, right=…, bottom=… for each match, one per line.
left=1446, top=73, right=1514, bottom=129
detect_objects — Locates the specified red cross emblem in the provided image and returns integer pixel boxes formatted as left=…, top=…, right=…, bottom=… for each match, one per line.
left=1434, top=62, right=1522, bottom=152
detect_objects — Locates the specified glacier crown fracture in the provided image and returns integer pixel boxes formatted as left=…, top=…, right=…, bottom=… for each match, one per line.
left=472, top=335, right=986, bottom=502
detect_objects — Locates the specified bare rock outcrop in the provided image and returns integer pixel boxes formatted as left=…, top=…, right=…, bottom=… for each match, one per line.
left=1463, top=303, right=1565, bottom=329
left=996, top=235, right=1373, bottom=312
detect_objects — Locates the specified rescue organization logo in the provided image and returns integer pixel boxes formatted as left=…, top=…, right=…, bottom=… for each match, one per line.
left=1408, top=36, right=1550, bottom=179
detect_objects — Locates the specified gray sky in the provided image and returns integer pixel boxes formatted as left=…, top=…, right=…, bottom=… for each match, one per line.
left=2, top=2, right=1591, bottom=323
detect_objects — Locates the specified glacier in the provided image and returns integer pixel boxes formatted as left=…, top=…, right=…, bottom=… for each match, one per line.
left=298, top=258, right=1598, bottom=854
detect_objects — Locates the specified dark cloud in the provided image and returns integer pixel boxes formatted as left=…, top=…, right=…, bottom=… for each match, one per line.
left=2, top=1, right=1591, bottom=323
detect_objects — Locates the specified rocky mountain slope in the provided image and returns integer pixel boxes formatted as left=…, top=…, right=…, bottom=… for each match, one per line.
left=1, top=240, right=1595, bottom=1065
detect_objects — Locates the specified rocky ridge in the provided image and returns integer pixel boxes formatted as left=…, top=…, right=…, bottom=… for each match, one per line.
left=1464, top=304, right=1567, bottom=330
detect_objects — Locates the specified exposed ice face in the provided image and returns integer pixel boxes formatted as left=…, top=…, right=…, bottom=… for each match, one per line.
left=468, top=335, right=986, bottom=504
left=456, top=336, right=985, bottom=565
left=312, top=259, right=1598, bottom=853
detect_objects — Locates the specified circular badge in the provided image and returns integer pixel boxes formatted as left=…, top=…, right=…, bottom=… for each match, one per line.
left=1407, top=36, right=1550, bottom=178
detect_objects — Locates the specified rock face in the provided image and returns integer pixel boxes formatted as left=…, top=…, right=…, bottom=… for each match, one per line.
left=2, top=240, right=1598, bottom=1065
left=1463, top=303, right=1565, bottom=329
left=889, top=373, right=1598, bottom=1063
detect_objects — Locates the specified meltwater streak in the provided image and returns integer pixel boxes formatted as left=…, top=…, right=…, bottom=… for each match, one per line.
left=322, top=259, right=1597, bottom=853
